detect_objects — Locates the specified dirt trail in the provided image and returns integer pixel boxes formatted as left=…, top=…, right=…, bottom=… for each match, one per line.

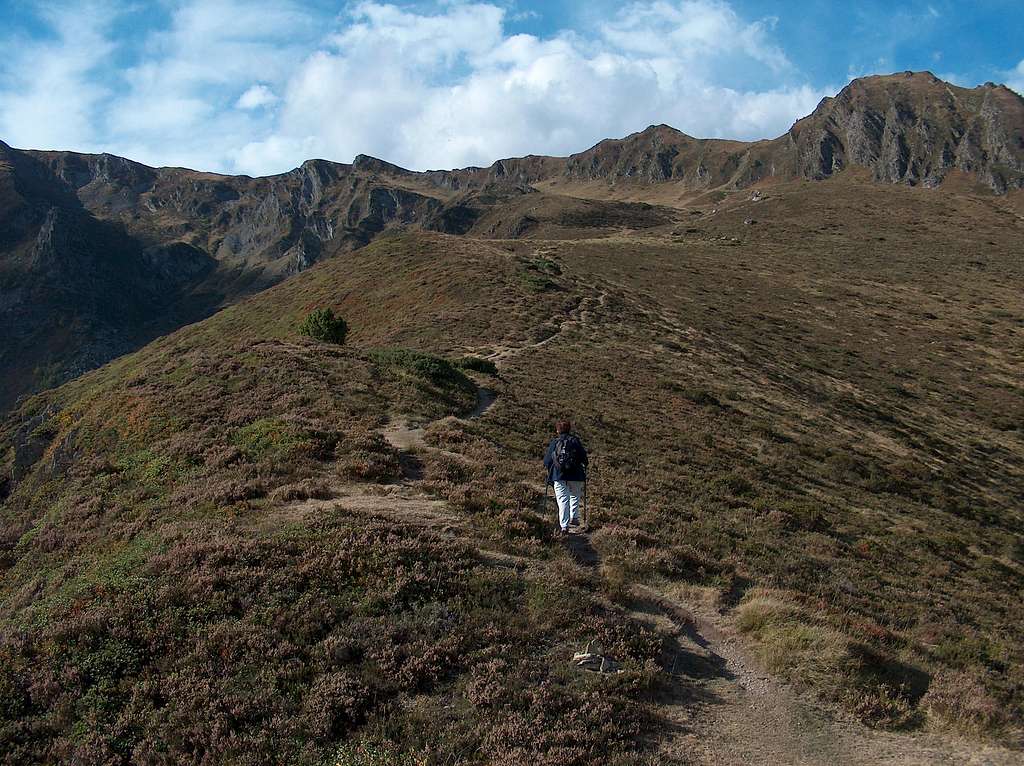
left=381, top=385, right=496, bottom=454
left=483, top=292, right=606, bottom=365
left=283, top=382, right=499, bottom=536
left=630, top=585, right=1019, bottom=766
left=284, top=482, right=461, bottom=532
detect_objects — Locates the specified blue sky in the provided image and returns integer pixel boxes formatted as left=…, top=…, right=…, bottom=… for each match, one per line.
left=1, top=0, right=1021, bottom=175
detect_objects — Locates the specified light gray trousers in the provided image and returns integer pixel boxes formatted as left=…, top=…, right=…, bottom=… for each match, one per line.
left=553, top=480, right=584, bottom=530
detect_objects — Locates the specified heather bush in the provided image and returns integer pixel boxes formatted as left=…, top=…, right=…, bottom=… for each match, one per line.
left=300, top=307, right=348, bottom=344
left=370, top=348, right=470, bottom=388
left=849, top=683, right=917, bottom=729
left=336, top=432, right=400, bottom=482
left=456, top=356, right=498, bottom=375
left=922, top=669, right=1008, bottom=734
left=267, top=479, right=334, bottom=502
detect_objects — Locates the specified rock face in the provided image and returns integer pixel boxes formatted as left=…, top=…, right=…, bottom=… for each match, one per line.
left=0, top=144, right=451, bottom=411
left=788, top=72, right=1024, bottom=192
left=1, top=71, right=1021, bottom=410
left=418, top=72, right=1023, bottom=195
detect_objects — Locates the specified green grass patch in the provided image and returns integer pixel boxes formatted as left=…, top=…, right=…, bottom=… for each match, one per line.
left=232, top=418, right=311, bottom=461
left=116, top=448, right=174, bottom=483
left=370, top=349, right=473, bottom=391
left=328, top=742, right=418, bottom=766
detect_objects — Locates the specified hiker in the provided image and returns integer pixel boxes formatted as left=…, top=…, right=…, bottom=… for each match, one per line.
left=544, top=419, right=589, bottom=535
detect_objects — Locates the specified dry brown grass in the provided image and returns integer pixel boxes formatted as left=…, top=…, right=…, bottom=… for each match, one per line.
left=2, top=172, right=1023, bottom=759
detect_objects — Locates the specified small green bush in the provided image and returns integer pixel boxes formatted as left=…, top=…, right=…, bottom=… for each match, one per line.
left=518, top=270, right=558, bottom=292
left=299, top=307, right=348, bottom=344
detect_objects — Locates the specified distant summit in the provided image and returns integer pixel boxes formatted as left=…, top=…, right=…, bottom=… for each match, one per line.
left=788, top=71, right=1024, bottom=193
left=431, top=71, right=1024, bottom=194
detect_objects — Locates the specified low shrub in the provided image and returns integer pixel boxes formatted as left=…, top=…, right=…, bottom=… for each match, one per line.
left=922, top=669, right=1008, bottom=735
left=232, top=417, right=310, bottom=461
left=268, top=479, right=334, bottom=503
left=849, top=683, right=917, bottom=729
left=518, top=270, right=559, bottom=293
left=337, top=436, right=401, bottom=482
left=299, top=307, right=348, bottom=344
left=370, top=349, right=470, bottom=389
left=455, top=356, right=498, bottom=375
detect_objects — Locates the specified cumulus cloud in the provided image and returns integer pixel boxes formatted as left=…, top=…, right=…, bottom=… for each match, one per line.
left=1, top=0, right=834, bottom=175
left=235, top=1, right=831, bottom=174
left=102, top=0, right=317, bottom=169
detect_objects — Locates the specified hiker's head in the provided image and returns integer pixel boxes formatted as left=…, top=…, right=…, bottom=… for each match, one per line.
left=556, top=419, right=572, bottom=434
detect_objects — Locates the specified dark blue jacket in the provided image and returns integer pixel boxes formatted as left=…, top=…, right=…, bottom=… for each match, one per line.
left=544, top=434, right=589, bottom=483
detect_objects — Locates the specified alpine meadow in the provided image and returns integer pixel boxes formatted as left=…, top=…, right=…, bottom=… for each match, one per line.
left=1, top=20, right=1024, bottom=764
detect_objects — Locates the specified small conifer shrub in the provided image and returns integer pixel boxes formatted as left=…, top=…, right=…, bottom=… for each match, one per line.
left=299, top=308, right=348, bottom=344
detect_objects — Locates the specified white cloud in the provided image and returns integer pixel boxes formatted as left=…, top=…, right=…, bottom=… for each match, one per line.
left=236, top=1, right=830, bottom=174
left=0, top=2, right=116, bottom=151
left=1007, top=59, right=1024, bottom=96
left=0, top=0, right=834, bottom=175
left=100, top=0, right=317, bottom=168
left=599, top=0, right=790, bottom=74
left=236, top=85, right=279, bottom=109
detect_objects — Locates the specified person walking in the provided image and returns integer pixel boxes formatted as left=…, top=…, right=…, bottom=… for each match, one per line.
left=543, top=419, right=589, bottom=535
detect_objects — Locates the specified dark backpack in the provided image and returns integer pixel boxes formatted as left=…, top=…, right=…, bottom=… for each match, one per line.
left=554, top=434, right=583, bottom=474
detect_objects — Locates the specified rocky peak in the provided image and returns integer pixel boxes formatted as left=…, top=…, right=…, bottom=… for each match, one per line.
left=352, top=154, right=412, bottom=177
left=789, top=71, right=1024, bottom=191
left=30, top=149, right=157, bottom=193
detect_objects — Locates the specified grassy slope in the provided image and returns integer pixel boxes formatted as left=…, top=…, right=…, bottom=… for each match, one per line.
left=0, top=235, right=667, bottom=765
left=455, top=175, right=1024, bottom=731
left=1, top=173, right=1023, bottom=761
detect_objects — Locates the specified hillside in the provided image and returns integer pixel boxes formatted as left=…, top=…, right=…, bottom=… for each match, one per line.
left=2, top=72, right=1022, bottom=412
left=1, top=167, right=1022, bottom=763
left=0, top=143, right=464, bottom=412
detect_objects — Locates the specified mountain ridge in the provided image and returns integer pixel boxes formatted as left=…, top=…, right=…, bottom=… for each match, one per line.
left=6, top=72, right=1023, bottom=192
left=1, top=70, right=1022, bottom=411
